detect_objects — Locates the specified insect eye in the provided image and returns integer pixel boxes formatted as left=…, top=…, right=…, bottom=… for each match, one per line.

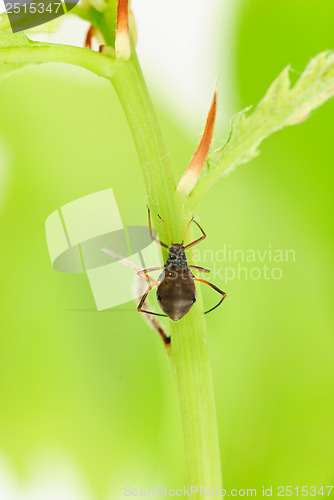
left=192, top=297, right=196, bottom=303
left=157, top=294, right=162, bottom=302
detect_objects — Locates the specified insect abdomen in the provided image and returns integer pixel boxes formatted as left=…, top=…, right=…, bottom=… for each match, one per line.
left=157, top=267, right=196, bottom=321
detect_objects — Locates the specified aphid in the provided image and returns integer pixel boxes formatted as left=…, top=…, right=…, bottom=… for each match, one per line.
left=137, top=209, right=227, bottom=321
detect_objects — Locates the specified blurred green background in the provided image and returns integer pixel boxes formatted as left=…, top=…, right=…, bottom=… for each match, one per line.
left=1, top=0, right=334, bottom=497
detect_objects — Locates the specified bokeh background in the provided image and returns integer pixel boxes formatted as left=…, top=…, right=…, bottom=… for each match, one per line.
left=1, top=0, right=334, bottom=498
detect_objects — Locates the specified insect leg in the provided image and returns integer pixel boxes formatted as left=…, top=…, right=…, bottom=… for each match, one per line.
left=137, top=280, right=159, bottom=311
left=148, top=208, right=169, bottom=248
left=184, top=219, right=207, bottom=249
left=138, top=267, right=164, bottom=286
left=194, top=278, right=226, bottom=314
left=102, top=247, right=168, bottom=321
left=189, top=265, right=210, bottom=273
left=139, top=309, right=168, bottom=318
left=137, top=277, right=168, bottom=317
left=137, top=266, right=164, bottom=277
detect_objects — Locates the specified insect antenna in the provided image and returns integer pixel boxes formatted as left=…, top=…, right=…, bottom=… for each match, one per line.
left=181, top=216, right=194, bottom=245
left=157, top=214, right=173, bottom=244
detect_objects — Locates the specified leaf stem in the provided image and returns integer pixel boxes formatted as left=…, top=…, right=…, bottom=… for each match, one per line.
left=110, top=50, right=178, bottom=223
left=110, top=49, right=222, bottom=492
left=171, top=311, right=222, bottom=489
left=0, top=43, right=115, bottom=78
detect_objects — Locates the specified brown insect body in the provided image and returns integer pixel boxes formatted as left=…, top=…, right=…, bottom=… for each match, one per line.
left=157, top=244, right=196, bottom=321
left=137, top=209, right=227, bottom=322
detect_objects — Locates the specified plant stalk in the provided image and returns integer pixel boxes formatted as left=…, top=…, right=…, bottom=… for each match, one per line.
left=110, top=49, right=222, bottom=491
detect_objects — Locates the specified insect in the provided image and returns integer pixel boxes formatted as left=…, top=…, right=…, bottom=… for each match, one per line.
left=137, top=209, right=227, bottom=321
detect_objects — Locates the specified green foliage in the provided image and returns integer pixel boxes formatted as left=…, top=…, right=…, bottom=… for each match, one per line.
left=1, top=33, right=334, bottom=209
left=1, top=1, right=334, bottom=497
left=189, top=51, right=334, bottom=205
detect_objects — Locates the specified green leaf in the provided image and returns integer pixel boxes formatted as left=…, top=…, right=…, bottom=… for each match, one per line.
left=189, top=50, right=334, bottom=206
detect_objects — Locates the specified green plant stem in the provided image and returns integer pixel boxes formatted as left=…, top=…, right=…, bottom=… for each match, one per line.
left=171, top=310, right=222, bottom=489
left=0, top=43, right=114, bottom=78
left=110, top=50, right=222, bottom=491
left=96, top=9, right=223, bottom=482
left=110, top=51, right=178, bottom=226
